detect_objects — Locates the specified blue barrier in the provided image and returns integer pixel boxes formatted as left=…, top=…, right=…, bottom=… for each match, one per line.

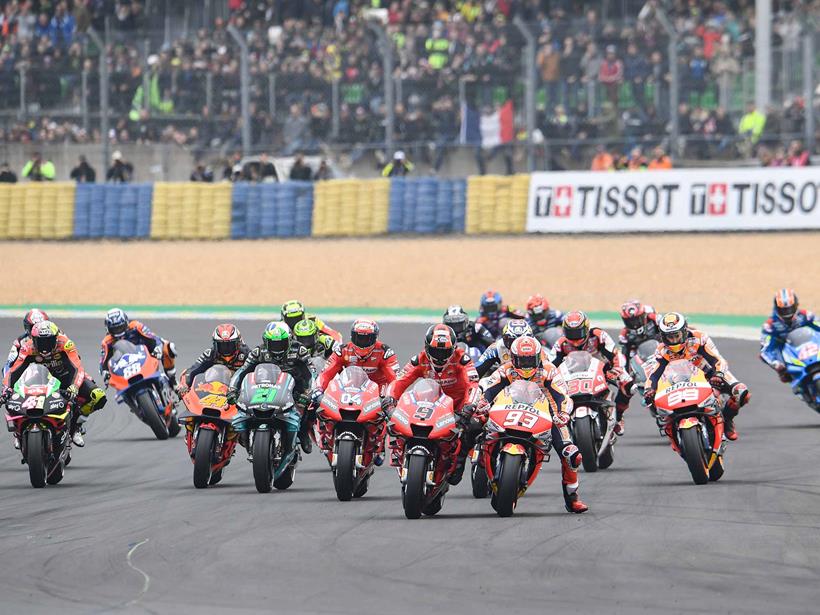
left=231, top=182, right=313, bottom=238
left=387, top=178, right=466, bottom=234
left=73, top=184, right=153, bottom=239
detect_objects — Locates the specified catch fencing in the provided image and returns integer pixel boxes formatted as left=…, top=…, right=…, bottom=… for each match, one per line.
left=0, top=168, right=817, bottom=240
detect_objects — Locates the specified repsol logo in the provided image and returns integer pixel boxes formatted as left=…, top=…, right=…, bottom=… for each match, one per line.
left=690, top=181, right=818, bottom=215
left=534, top=184, right=679, bottom=217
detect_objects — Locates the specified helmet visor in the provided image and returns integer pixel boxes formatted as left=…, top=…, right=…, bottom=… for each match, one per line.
left=264, top=337, right=289, bottom=355
left=109, top=321, right=127, bottom=337
left=296, top=333, right=316, bottom=350
left=776, top=305, right=797, bottom=321
left=444, top=317, right=468, bottom=335
left=482, top=301, right=499, bottom=315
left=427, top=345, right=453, bottom=365
left=35, top=335, right=57, bottom=354
left=564, top=325, right=587, bottom=341
left=351, top=331, right=377, bottom=350
left=513, top=354, right=538, bottom=370
left=623, top=314, right=645, bottom=329
left=662, top=330, right=685, bottom=347
left=216, top=340, right=238, bottom=357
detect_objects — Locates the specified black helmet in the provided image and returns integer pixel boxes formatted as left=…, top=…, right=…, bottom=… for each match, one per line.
left=443, top=305, right=469, bottom=336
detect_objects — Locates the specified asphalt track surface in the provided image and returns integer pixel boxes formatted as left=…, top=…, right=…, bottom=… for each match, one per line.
left=1, top=317, right=819, bottom=615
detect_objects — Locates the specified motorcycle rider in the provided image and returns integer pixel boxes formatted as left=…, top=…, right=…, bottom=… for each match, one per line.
left=3, top=321, right=107, bottom=447
left=280, top=300, right=342, bottom=344
left=481, top=335, right=588, bottom=514
left=760, top=289, right=819, bottom=382
left=293, top=318, right=338, bottom=360
left=312, top=318, right=399, bottom=465
left=644, top=312, right=750, bottom=441
left=476, top=291, right=525, bottom=339
left=384, top=324, right=480, bottom=485
left=551, top=310, right=634, bottom=437
left=525, top=294, right=564, bottom=335
left=177, top=324, right=250, bottom=396
left=442, top=305, right=494, bottom=354
left=227, top=322, right=315, bottom=453
left=5, top=309, right=51, bottom=376
left=474, top=319, right=533, bottom=377
left=99, top=308, right=178, bottom=387
left=618, top=299, right=661, bottom=361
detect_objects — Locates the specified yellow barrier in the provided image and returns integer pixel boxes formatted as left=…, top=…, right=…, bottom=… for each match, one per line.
left=150, top=182, right=231, bottom=239
left=313, top=178, right=389, bottom=237
left=0, top=182, right=75, bottom=239
left=465, top=174, right=529, bottom=234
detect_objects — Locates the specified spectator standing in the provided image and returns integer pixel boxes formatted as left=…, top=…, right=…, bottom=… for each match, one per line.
left=190, top=163, right=214, bottom=182
left=560, top=36, right=582, bottom=107
left=382, top=151, right=413, bottom=177
left=537, top=35, right=561, bottom=111
left=22, top=153, right=55, bottom=181
left=0, top=162, right=17, bottom=183
left=289, top=154, right=313, bottom=181
left=590, top=145, right=614, bottom=171
left=258, top=153, right=277, bottom=181
left=106, top=150, right=133, bottom=183
left=598, top=45, right=623, bottom=107
left=623, top=42, right=649, bottom=109
left=69, top=155, right=96, bottom=183
left=787, top=140, right=809, bottom=167
left=314, top=159, right=333, bottom=181
left=647, top=146, right=672, bottom=169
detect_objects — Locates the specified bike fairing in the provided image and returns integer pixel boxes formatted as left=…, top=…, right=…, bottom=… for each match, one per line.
left=760, top=308, right=819, bottom=371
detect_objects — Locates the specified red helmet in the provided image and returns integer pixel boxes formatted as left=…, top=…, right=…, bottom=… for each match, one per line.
left=774, top=288, right=798, bottom=322
left=526, top=294, right=549, bottom=323
left=511, top=335, right=542, bottom=379
left=620, top=300, right=647, bottom=332
left=212, top=324, right=242, bottom=361
left=425, top=324, right=456, bottom=371
left=351, top=318, right=379, bottom=358
left=23, top=309, right=50, bottom=336
left=562, top=310, right=590, bottom=347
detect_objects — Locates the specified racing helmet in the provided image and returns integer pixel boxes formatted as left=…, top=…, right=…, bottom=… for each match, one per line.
left=212, top=324, right=242, bottom=361
left=32, top=321, right=60, bottom=356
left=620, top=300, right=647, bottom=333
left=443, top=305, right=470, bottom=337
left=480, top=291, right=502, bottom=317
left=425, top=324, right=456, bottom=372
left=562, top=311, right=590, bottom=347
left=281, top=300, right=306, bottom=331
left=294, top=318, right=319, bottom=352
left=659, top=312, right=688, bottom=353
left=502, top=319, right=533, bottom=349
left=526, top=294, right=549, bottom=323
left=350, top=318, right=379, bottom=358
left=263, top=321, right=291, bottom=360
left=23, top=309, right=50, bottom=336
left=774, top=289, right=798, bottom=323
left=511, top=335, right=542, bottom=379
left=105, top=308, right=129, bottom=338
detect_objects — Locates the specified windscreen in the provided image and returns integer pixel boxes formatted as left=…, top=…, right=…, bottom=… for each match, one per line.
left=506, top=380, right=544, bottom=405
left=637, top=340, right=659, bottom=360
left=203, top=364, right=232, bottom=385
left=20, top=364, right=51, bottom=387
left=339, top=366, right=370, bottom=389
left=408, top=379, right=443, bottom=403
left=564, top=351, right=594, bottom=373
left=786, top=327, right=818, bottom=348
left=660, top=360, right=698, bottom=386
left=111, top=340, right=141, bottom=365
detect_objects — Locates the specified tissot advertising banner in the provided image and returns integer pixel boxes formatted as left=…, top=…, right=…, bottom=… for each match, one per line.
left=526, top=168, right=819, bottom=233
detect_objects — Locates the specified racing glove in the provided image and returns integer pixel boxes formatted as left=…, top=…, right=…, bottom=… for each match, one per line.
left=642, top=388, right=655, bottom=406
left=176, top=382, right=189, bottom=397
left=101, top=370, right=111, bottom=386
left=0, top=387, right=11, bottom=404
left=456, top=404, right=476, bottom=425
left=226, top=386, right=238, bottom=405
left=731, top=382, right=750, bottom=407
left=562, top=444, right=583, bottom=470
left=380, top=396, right=396, bottom=415
left=152, top=345, right=163, bottom=360
left=310, top=388, right=323, bottom=406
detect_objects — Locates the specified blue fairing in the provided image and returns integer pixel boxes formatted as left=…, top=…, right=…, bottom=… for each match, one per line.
left=782, top=327, right=820, bottom=408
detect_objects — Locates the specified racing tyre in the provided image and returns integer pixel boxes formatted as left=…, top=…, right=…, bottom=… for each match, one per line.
left=26, top=431, right=47, bottom=488
left=471, top=461, right=491, bottom=499
left=273, top=459, right=296, bottom=490
left=193, top=428, right=216, bottom=489
left=402, top=454, right=427, bottom=520
left=495, top=452, right=523, bottom=517
left=208, top=469, right=224, bottom=486
left=167, top=412, right=181, bottom=438
left=680, top=426, right=709, bottom=485
left=333, top=439, right=356, bottom=502
left=598, top=442, right=614, bottom=470
left=46, top=460, right=65, bottom=485
left=137, top=390, right=168, bottom=440
left=423, top=491, right=445, bottom=516
left=353, top=474, right=370, bottom=498
left=574, top=416, right=599, bottom=472
left=708, top=455, right=725, bottom=482
left=252, top=430, right=273, bottom=493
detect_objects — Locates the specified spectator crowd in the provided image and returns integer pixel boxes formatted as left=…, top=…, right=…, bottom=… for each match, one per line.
left=0, top=0, right=816, bottom=173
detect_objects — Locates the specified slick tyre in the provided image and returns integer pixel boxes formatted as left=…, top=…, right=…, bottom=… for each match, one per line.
left=167, top=413, right=181, bottom=438
left=46, top=460, right=65, bottom=485
left=708, top=455, right=725, bottom=482
left=333, top=439, right=356, bottom=502
left=26, top=431, right=47, bottom=488
left=574, top=416, right=599, bottom=472
left=680, top=426, right=709, bottom=485
left=402, top=454, right=427, bottom=520
left=471, top=461, right=491, bottom=499
left=252, top=430, right=273, bottom=493
left=138, top=390, right=168, bottom=440
left=273, top=459, right=296, bottom=490
left=495, top=452, right=523, bottom=517
left=193, top=428, right=216, bottom=489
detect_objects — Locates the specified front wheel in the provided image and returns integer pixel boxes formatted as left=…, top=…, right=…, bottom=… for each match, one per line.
left=471, top=461, right=491, bottom=499
left=680, top=425, right=709, bottom=485
left=26, top=430, right=47, bottom=488
left=252, top=430, right=273, bottom=493
left=273, top=459, right=296, bottom=490
left=574, top=415, right=599, bottom=473
left=167, top=412, right=181, bottom=438
left=333, top=439, right=357, bottom=502
left=402, top=454, right=427, bottom=520
left=495, top=452, right=523, bottom=517
left=137, top=390, right=168, bottom=440
left=193, top=428, right=216, bottom=489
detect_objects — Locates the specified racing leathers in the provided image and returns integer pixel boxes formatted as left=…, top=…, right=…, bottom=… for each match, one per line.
left=302, top=333, right=339, bottom=360
left=180, top=343, right=251, bottom=391
left=481, top=360, right=587, bottom=513
left=619, top=307, right=661, bottom=361
left=316, top=341, right=399, bottom=392
left=4, top=334, right=107, bottom=431
left=456, top=321, right=495, bottom=354
left=100, top=321, right=177, bottom=385
left=477, top=305, right=526, bottom=339
left=527, top=308, right=564, bottom=336
left=475, top=338, right=513, bottom=378
left=305, top=314, right=342, bottom=344
left=760, top=308, right=819, bottom=382
left=645, top=329, right=750, bottom=440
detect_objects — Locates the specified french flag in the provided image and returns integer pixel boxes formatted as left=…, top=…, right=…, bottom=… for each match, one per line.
left=460, top=100, right=514, bottom=147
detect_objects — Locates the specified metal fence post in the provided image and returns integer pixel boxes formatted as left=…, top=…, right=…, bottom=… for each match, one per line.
left=331, top=78, right=340, bottom=139
left=205, top=71, right=213, bottom=113
left=227, top=25, right=251, bottom=156
left=268, top=73, right=276, bottom=119
left=81, top=69, right=89, bottom=131
left=142, top=40, right=151, bottom=116
left=514, top=16, right=536, bottom=172
left=654, top=8, right=679, bottom=156
left=755, top=0, right=772, bottom=111
left=88, top=26, right=110, bottom=175
left=367, top=21, right=394, bottom=154
left=18, top=66, right=26, bottom=118
left=803, top=30, right=816, bottom=153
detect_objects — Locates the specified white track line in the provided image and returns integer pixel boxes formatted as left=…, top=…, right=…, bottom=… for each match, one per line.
left=124, top=538, right=151, bottom=607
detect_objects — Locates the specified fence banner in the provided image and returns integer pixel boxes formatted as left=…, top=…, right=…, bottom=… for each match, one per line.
left=526, top=168, right=820, bottom=233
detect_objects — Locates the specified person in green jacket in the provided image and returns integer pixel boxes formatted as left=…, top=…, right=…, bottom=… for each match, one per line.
left=21, top=153, right=56, bottom=181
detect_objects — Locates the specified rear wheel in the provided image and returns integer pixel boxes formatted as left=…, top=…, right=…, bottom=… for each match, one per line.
left=333, top=439, right=357, bottom=502
left=193, top=428, right=216, bottom=489
left=402, top=454, right=427, bottom=520
left=26, top=431, right=47, bottom=488
left=680, top=426, right=709, bottom=485
left=137, top=390, right=168, bottom=440
left=495, top=452, right=523, bottom=517
left=471, top=461, right=491, bottom=499
left=252, top=430, right=273, bottom=493
left=574, top=416, right=599, bottom=472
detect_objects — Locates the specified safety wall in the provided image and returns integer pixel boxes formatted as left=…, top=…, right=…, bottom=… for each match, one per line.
left=1, top=169, right=814, bottom=240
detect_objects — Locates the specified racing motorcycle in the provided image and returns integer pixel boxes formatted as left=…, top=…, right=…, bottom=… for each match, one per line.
left=782, top=326, right=820, bottom=412
left=480, top=381, right=553, bottom=517
left=178, top=365, right=239, bottom=488
left=652, top=360, right=726, bottom=485
left=559, top=350, right=616, bottom=472
left=4, top=364, right=72, bottom=487
left=387, top=379, right=461, bottom=519
left=628, top=339, right=660, bottom=422
left=107, top=340, right=179, bottom=440
left=235, top=363, right=301, bottom=493
left=534, top=327, right=562, bottom=361
left=316, top=366, right=384, bottom=501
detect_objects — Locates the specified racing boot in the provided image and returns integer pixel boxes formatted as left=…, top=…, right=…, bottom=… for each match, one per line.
left=71, top=415, right=88, bottom=447
left=13, top=434, right=20, bottom=450
left=447, top=454, right=467, bottom=485
left=298, top=424, right=313, bottom=454
left=563, top=483, right=589, bottom=514
left=613, top=405, right=627, bottom=436
left=723, top=407, right=739, bottom=441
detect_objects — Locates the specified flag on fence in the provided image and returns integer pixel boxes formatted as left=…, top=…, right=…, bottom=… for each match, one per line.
left=460, top=100, right=514, bottom=148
